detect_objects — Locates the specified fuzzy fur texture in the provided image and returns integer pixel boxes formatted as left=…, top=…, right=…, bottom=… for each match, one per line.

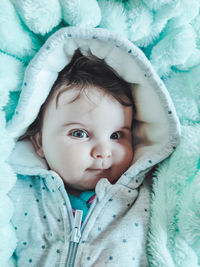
left=10, top=0, right=62, bottom=35
left=98, top=0, right=127, bottom=35
left=0, top=0, right=41, bottom=61
left=147, top=125, right=200, bottom=266
left=0, top=112, right=17, bottom=267
left=0, top=54, right=25, bottom=94
left=60, top=0, right=101, bottom=27
left=0, top=0, right=200, bottom=266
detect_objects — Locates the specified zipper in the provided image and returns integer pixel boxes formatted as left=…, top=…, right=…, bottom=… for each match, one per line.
left=66, top=199, right=97, bottom=267
left=59, top=185, right=97, bottom=267
left=70, top=209, right=83, bottom=243
left=66, top=210, right=83, bottom=267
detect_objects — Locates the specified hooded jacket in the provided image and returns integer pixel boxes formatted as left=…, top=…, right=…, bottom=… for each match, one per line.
left=7, top=27, right=180, bottom=267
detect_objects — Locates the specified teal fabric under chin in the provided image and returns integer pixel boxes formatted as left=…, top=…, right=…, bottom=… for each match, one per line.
left=68, top=191, right=96, bottom=221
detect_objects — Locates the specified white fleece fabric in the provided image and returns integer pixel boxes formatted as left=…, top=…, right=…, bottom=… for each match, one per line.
left=7, top=27, right=180, bottom=267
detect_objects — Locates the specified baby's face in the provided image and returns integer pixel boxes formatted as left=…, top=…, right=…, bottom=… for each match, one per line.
left=33, top=86, right=133, bottom=193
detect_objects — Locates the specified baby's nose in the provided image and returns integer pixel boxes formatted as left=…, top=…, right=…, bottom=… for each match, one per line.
left=91, top=143, right=112, bottom=159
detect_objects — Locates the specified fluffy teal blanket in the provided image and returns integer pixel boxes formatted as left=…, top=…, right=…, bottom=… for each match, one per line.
left=0, top=0, right=200, bottom=266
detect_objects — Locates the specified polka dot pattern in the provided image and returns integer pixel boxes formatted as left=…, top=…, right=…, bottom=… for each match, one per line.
left=144, top=72, right=152, bottom=78
left=11, top=172, right=149, bottom=266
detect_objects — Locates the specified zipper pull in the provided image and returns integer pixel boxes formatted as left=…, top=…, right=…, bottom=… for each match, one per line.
left=70, top=210, right=83, bottom=243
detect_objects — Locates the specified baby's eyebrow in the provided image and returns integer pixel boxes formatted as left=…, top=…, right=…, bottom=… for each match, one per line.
left=121, top=126, right=131, bottom=131
left=61, top=122, right=86, bottom=128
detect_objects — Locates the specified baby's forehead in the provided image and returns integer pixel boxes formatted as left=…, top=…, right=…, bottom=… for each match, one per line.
left=42, top=85, right=133, bottom=130
left=54, top=85, right=113, bottom=108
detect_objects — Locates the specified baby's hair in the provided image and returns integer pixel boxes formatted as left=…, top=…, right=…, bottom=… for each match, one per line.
left=18, top=49, right=136, bottom=141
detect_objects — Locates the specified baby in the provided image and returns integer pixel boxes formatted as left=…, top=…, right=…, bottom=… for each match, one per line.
left=25, top=49, right=134, bottom=198
left=8, top=27, right=180, bottom=267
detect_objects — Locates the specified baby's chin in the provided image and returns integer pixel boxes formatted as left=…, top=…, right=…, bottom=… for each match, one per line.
left=84, top=167, right=122, bottom=184
left=59, top=170, right=122, bottom=196
left=64, top=183, right=96, bottom=197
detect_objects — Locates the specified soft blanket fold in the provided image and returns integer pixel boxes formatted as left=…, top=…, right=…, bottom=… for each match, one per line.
left=148, top=124, right=200, bottom=266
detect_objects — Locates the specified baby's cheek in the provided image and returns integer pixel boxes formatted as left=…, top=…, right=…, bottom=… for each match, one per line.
left=114, top=144, right=133, bottom=163
left=61, top=145, right=89, bottom=169
left=113, top=148, right=133, bottom=178
left=126, top=145, right=134, bottom=162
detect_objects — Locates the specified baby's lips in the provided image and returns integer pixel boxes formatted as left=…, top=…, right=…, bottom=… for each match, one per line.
left=89, top=160, right=112, bottom=170
left=86, top=166, right=112, bottom=172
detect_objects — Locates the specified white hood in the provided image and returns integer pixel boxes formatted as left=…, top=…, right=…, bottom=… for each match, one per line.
left=7, top=27, right=180, bottom=187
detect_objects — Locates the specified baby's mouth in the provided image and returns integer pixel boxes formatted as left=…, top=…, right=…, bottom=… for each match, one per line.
left=86, top=167, right=111, bottom=174
left=87, top=168, right=110, bottom=171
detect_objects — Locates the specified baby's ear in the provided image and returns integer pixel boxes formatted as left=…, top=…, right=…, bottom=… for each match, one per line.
left=30, top=132, right=45, bottom=158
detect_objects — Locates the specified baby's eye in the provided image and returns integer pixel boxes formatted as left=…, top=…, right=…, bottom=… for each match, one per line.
left=110, top=131, right=123, bottom=140
left=71, top=129, right=88, bottom=138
